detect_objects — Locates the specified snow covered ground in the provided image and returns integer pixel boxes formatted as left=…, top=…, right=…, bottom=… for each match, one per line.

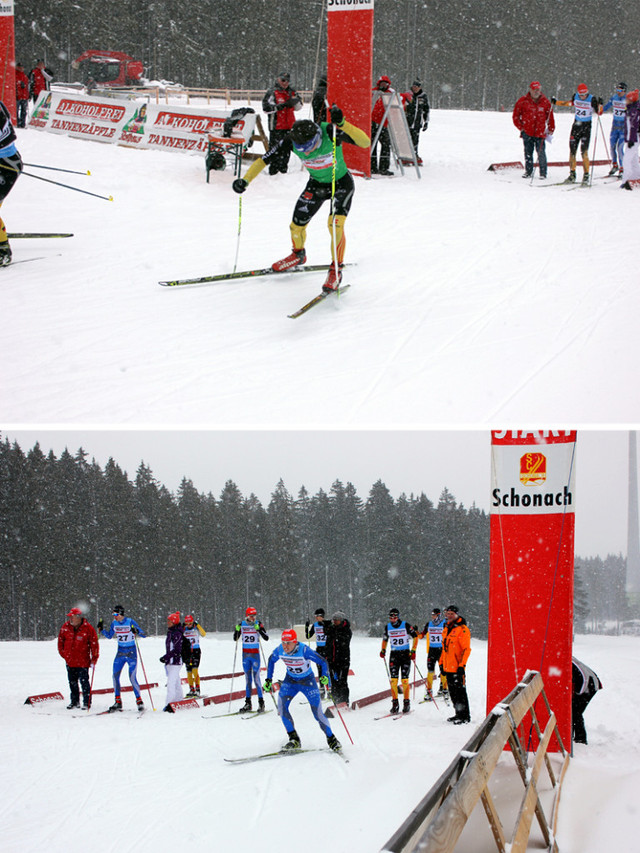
left=3, top=632, right=637, bottom=853
left=2, top=105, right=638, bottom=425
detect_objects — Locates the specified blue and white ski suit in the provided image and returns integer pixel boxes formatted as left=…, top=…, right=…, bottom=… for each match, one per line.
left=603, top=92, right=627, bottom=167
left=266, top=641, right=334, bottom=737
left=101, top=616, right=146, bottom=699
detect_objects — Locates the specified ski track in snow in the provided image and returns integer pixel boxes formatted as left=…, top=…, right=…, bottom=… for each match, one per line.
left=2, top=105, right=639, bottom=423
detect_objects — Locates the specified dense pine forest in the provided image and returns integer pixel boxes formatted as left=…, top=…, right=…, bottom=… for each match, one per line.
left=0, top=435, right=627, bottom=641
left=13, top=0, right=639, bottom=111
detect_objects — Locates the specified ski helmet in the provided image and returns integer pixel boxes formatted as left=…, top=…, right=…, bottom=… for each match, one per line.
left=290, top=120, right=321, bottom=151
left=168, top=611, right=181, bottom=624
left=246, top=606, right=257, bottom=617
left=577, top=84, right=589, bottom=96
left=113, top=605, right=125, bottom=616
left=184, top=614, right=194, bottom=623
left=282, top=628, right=297, bottom=643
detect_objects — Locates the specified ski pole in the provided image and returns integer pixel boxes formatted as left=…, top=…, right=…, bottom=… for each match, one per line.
left=329, top=102, right=340, bottom=286
left=596, top=114, right=611, bottom=170
left=89, top=662, right=96, bottom=706
left=228, top=635, right=239, bottom=712
left=23, top=162, right=91, bottom=176
left=328, top=685, right=354, bottom=744
left=259, top=638, right=278, bottom=711
left=134, top=635, right=155, bottom=710
left=232, top=196, right=242, bottom=274
left=0, top=162, right=113, bottom=200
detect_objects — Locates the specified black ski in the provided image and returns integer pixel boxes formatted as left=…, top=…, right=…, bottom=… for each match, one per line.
left=159, top=264, right=347, bottom=288
left=288, top=284, right=351, bottom=319
left=8, top=232, right=73, bottom=238
left=203, top=708, right=269, bottom=720
left=224, top=747, right=327, bottom=765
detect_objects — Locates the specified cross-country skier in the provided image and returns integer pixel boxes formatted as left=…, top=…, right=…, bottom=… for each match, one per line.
left=305, top=607, right=329, bottom=698
left=380, top=607, right=418, bottom=714
left=419, top=607, right=448, bottom=701
left=602, top=82, right=628, bottom=176
left=98, top=604, right=146, bottom=711
left=233, top=606, right=269, bottom=713
left=0, top=100, right=22, bottom=265
left=232, top=104, right=370, bottom=293
left=553, top=84, right=602, bottom=183
left=183, top=614, right=206, bottom=697
left=264, top=628, right=341, bottom=752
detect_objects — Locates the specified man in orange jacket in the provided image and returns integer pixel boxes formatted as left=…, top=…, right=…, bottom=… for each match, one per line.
left=441, top=605, right=471, bottom=724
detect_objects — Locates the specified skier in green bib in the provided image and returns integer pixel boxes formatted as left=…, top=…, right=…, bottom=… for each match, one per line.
left=232, top=104, right=369, bottom=292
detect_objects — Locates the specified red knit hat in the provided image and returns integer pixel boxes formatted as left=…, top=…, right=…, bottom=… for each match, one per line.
left=577, top=84, right=589, bottom=95
left=168, top=611, right=181, bottom=624
left=67, top=607, right=82, bottom=617
left=282, top=628, right=297, bottom=642
left=626, top=89, right=639, bottom=103
left=529, top=81, right=541, bottom=90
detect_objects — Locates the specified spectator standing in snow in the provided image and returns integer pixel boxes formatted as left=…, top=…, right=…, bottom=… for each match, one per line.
left=405, top=79, right=430, bottom=164
left=160, top=611, right=186, bottom=711
left=233, top=606, right=269, bottom=713
left=621, top=89, right=640, bottom=189
left=512, top=81, right=555, bottom=179
left=262, top=71, right=302, bottom=174
left=312, top=75, right=328, bottom=124
left=305, top=607, right=330, bottom=698
left=29, top=59, right=52, bottom=102
left=98, top=604, right=146, bottom=711
left=371, top=74, right=394, bottom=175
left=325, top=610, right=352, bottom=705
left=57, top=607, right=99, bottom=710
left=264, top=628, right=341, bottom=752
left=15, top=64, right=29, bottom=128
left=572, top=656, right=602, bottom=744
left=602, top=82, right=628, bottom=176
left=380, top=607, right=418, bottom=714
left=232, top=106, right=369, bottom=293
left=552, top=84, right=602, bottom=183
left=0, top=100, right=22, bottom=266
left=441, top=605, right=471, bottom=724
left=183, top=614, right=206, bottom=697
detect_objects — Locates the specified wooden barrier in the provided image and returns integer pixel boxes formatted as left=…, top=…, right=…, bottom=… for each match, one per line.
left=381, top=670, right=569, bottom=853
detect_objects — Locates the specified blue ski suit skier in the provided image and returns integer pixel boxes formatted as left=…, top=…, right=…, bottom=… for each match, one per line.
left=233, top=606, right=269, bottom=713
left=553, top=84, right=602, bottom=183
left=264, top=628, right=342, bottom=752
left=305, top=607, right=329, bottom=698
left=602, top=82, right=628, bottom=175
left=419, top=608, right=448, bottom=700
left=98, top=604, right=146, bottom=711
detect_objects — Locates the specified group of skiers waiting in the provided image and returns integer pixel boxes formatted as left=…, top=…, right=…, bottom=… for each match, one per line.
left=512, top=79, right=640, bottom=187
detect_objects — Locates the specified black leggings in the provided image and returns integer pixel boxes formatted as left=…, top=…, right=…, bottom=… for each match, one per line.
left=292, top=172, right=355, bottom=226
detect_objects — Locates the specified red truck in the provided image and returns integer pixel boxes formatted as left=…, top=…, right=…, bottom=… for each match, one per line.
left=72, top=51, right=144, bottom=88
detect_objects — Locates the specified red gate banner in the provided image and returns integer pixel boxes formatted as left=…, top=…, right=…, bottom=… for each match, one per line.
left=488, top=430, right=577, bottom=750
left=327, top=0, right=374, bottom=176
left=0, top=0, right=17, bottom=121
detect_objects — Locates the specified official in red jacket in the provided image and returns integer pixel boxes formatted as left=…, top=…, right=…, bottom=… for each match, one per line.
left=512, top=81, right=555, bottom=179
left=15, top=64, right=29, bottom=128
left=57, top=607, right=99, bottom=710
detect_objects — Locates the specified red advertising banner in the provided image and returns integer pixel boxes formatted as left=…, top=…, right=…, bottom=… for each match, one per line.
left=488, top=430, right=577, bottom=751
left=327, top=0, right=374, bottom=176
left=0, top=0, right=17, bottom=121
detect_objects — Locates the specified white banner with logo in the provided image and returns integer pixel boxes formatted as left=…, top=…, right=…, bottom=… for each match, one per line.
left=28, top=92, right=256, bottom=153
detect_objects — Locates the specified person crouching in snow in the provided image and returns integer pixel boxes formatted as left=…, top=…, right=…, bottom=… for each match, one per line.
left=264, top=628, right=342, bottom=753
left=160, top=611, right=185, bottom=711
left=232, top=104, right=369, bottom=293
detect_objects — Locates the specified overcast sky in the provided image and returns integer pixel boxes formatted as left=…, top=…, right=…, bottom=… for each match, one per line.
left=1, top=428, right=636, bottom=558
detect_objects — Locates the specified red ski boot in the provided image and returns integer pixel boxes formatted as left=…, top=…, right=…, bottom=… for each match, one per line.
left=322, top=263, right=343, bottom=293
left=272, top=248, right=306, bottom=272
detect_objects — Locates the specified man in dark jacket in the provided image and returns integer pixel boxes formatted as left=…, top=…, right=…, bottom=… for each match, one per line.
left=325, top=610, right=352, bottom=705
left=512, top=81, right=555, bottom=179
left=57, top=607, right=99, bottom=710
left=262, top=71, right=302, bottom=174
left=572, top=657, right=602, bottom=744
left=405, top=79, right=430, bottom=164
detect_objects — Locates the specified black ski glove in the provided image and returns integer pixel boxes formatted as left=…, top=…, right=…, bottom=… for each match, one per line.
left=232, top=179, right=248, bottom=194
left=330, top=104, right=344, bottom=126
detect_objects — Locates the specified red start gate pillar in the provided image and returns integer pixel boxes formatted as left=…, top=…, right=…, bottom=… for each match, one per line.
left=487, top=430, right=577, bottom=751
left=327, top=0, right=374, bottom=177
left=0, top=1, right=17, bottom=121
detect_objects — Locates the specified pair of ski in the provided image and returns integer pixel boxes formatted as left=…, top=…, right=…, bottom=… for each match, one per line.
left=203, top=708, right=272, bottom=720
left=225, top=746, right=348, bottom=765
left=158, top=264, right=351, bottom=319
left=374, top=709, right=414, bottom=720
